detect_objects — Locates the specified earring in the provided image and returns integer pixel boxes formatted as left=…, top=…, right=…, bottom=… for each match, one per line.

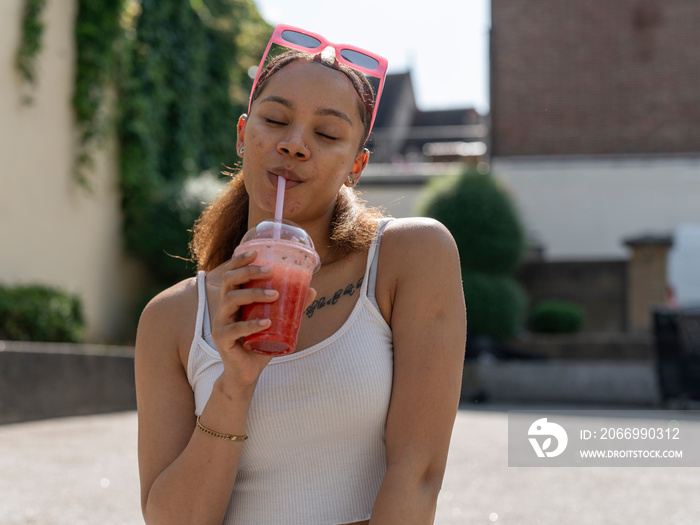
left=238, top=145, right=245, bottom=156
left=346, top=175, right=357, bottom=187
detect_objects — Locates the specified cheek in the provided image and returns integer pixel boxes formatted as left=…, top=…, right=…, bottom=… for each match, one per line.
left=334, top=159, right=348, bottom=176
left=241, top=137, right=268, bottom=174
left=249, top=136, right=267, bottom=155
left=329, top=152, right=355, bottom=177
left=318, top=161, right=350, bottom=191
left=243, top=125, right=267, bottom=150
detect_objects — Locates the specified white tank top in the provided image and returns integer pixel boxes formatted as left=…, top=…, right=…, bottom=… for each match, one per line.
left=187, top=219, right=394, bottom=525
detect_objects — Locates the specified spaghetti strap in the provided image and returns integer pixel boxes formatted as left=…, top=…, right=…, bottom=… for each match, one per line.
left=194, top=271, right=208, bottom=341
left=365, top=218, right=393, bottom=308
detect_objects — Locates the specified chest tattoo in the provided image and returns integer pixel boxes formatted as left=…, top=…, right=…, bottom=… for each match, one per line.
left=305, top=277, right=364, bottom=318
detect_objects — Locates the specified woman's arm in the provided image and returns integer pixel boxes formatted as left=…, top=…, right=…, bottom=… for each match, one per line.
left=135, top=252, right=283, bottom=525
left=370, top=218, right=467, bottom=524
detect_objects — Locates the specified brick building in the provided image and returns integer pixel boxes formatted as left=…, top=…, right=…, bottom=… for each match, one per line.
left=487, top=0, right=700, bottom=263
left=487, top=0, right=700, bottom=332
left=490, top=0, right=700, bottom=156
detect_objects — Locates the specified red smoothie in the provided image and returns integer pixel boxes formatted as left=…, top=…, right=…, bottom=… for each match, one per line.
left=235, top=239, right=318, bottom=356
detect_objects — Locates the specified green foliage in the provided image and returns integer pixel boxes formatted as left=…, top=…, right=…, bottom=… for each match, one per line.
left=66, top=0, right=269, bottom=286
left=128, top=173, right=225, bottom=284
left=15, top=0, right=47, bottom=88
left=418, top=170, right=526, bottom=275
left=530, top=299, right=585, bottom=334
left=117, top=0, right=271, bottom=287
left=0, top=285, right=84, bottom=343
left=73, top=0, right=126, bottom=187
left=9, top=2, right=270, bottom=335
left=463, top=273, right=527, bottom=340
left=418, top=168, right=529, bottom=340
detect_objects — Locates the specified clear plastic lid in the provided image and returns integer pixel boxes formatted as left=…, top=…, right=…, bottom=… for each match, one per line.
left=240, top=219, right=316, bottom=250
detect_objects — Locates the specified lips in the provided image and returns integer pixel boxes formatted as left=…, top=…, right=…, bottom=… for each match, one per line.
left=268, top=168, right=302, bottom=189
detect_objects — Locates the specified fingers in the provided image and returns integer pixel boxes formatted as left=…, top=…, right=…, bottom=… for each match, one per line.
left=228, top=249, right=258, bottom=269
left=216, top=287, right=278, bottom=323
left=211, top=317, right=271, bottom=353
left=304, top=287, right=317, bottom=310
left=222, top=251, right=273, bottom=291
left=217, top=250, right=276, bottom=318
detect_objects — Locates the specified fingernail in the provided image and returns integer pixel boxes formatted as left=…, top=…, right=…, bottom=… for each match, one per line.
left=243, top=251, right=256, bottom=257
left=264, top=289, right=277, bottom=297
left=258, top=319, right=271, bottom=326
left=260, top=266, right=273, bottom=273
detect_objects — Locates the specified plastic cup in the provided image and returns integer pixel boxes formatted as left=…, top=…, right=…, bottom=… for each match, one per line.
left=233, top=220, right=320, bottom=356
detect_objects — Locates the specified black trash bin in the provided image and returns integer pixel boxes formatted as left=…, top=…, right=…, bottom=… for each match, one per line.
left=653, top=306, right=700, bottom=403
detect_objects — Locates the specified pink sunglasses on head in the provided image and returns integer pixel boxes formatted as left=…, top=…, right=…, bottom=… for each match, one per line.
left=248, top=24, right=388, bottom=134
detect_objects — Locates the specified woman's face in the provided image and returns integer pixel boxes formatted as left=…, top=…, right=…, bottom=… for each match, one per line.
left=239, top=59, right=369, bottom=226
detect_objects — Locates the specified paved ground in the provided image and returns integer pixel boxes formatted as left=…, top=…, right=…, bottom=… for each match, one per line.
left=2, top=406, right=700, bottom=524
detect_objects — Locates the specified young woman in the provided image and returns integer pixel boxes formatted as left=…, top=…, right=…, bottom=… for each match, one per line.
left=135, top=25, right=466, bottom=525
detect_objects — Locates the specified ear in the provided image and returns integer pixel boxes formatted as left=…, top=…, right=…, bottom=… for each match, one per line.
left=350, top=148, right=370, bottom=181
left=236, top=114, right=248, bottom=151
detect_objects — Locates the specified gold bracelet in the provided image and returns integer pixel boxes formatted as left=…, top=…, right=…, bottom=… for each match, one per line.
left=196, top=416, right=248, bottom=442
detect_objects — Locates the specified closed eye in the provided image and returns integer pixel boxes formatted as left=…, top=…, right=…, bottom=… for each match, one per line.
left=317, top=132, right=337, bottom=140
left=265, top=118, right=285, bottom=125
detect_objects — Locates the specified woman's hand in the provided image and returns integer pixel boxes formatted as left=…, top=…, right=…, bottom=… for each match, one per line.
left=211, top=251, right=316, bottom=392
left=211, top=251, right=277, bottom=389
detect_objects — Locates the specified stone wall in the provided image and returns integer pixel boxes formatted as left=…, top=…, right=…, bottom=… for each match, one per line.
left=518, top=259, right=628, bottom=332
left=0, top=341, right=136, bottom=424
left=464, top=360, right=661, bottom=406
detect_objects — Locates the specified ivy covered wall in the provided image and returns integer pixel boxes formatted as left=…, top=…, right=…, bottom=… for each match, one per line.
left=116, top=0, right=270, bottom=290
left=8, top=0, right=271, bottom=340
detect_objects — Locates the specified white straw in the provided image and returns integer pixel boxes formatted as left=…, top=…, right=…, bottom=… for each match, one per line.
left=273, top=175, right=285, bottom=238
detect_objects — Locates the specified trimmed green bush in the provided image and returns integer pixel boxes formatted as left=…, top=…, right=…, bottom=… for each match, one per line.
left=418, top=168, right=529, bottom=341
left=530, top=299, right=585, bottom=334
left=0, top=285, right=84, bottom=342
left=463, top=273, right=527, bottom=340
left=417, top=170, right=526, bottom=275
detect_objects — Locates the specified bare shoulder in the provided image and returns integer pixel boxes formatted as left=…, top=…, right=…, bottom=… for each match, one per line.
left=136, top=277, right=199, bottom=367
left=381, top=217, right=460, bottom=272
left=139, top=277, right=198, bottom=331
left=374, top=218, right=461, bottom=325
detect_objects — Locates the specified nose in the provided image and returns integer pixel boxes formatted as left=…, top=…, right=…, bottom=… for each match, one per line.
left=277, top=128, right=309, bottom=159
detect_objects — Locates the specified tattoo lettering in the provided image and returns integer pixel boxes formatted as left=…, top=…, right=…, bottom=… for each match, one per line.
left=305, top=277, right=364, bottom=318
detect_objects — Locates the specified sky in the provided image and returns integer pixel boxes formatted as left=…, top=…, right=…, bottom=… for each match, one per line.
left=253, top=0, right=491, bottom=114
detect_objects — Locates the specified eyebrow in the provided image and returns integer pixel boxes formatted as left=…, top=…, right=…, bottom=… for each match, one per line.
left=259, top=95, right=354, bottom=126
left=316, top=107, right=353, bottom=126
